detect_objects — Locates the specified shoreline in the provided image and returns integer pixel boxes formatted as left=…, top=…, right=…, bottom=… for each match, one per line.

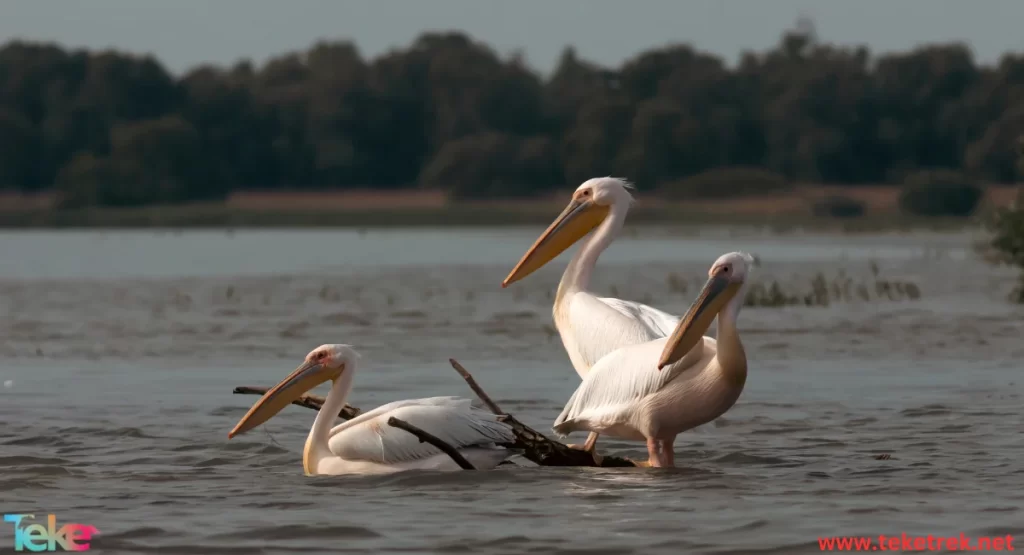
left=0, top=205, right=992, bottom=233
left=0, top=186, right=1017, bottom=232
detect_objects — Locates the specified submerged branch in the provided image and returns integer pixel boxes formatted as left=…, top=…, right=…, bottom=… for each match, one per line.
left=447, top=358, right=635, bottom=468
left=448, top=358, right=504, bottom=414
left=231, top=361, right=636, bottom=468
left=386, top=416, right=476, bottom=470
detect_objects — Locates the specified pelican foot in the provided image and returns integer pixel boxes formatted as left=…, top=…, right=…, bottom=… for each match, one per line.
left=631, top=459, right=653, bottom=468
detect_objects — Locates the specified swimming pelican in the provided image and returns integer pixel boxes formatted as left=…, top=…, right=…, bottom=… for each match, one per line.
left=501, top=177, right=705, bottom=455
left=228, top=344, right=516, bottom=475
left=551, top=252, right=753, bottom=468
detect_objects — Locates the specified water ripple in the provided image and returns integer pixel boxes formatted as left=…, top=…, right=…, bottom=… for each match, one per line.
left=1, top=230, right=1021, bottom=554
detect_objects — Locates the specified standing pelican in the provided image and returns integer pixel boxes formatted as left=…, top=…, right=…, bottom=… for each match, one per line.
left=228, top=344, right=516, bottom=475
left=551, top=252, right=753, bottom=467
left=501, top=177, right=706, bottom=455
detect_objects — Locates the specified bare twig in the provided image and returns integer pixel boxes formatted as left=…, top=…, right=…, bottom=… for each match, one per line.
left=447, top=359, right=635, bottom=468
left=386, top=417, right=475, bottom=470
left=448, top=358, right=504, bottom=414
left=232, top=360, right=637, bottom=468
left=232, top=386, right=361, bottom=420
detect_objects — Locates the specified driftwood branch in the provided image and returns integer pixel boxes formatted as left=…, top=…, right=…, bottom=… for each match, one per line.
left=448, top=359, right=505, bottom=414
left=386, top=417, right=475, bottom=470
left=231, top=386, right=361, bottom=420
left=232, top=360, right=636, bottom=468
left=448, top=358, right=635, bottom=468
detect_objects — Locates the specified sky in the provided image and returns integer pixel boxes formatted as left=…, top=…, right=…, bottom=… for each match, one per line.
left=2, top=0, right=1023, bottom=76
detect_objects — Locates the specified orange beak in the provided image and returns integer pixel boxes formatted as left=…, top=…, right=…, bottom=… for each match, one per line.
left=502, top=198, right=609, bottom=287
left=228, top=360, right=338, bottom=438
left=657, top=272, right=740, bottom=370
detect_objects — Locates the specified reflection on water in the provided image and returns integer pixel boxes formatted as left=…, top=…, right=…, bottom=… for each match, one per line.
left=1, top=228, right=1022, bottom=554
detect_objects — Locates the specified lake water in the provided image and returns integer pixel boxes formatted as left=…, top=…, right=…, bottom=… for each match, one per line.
left=1, top=227, right=1022, bottom=554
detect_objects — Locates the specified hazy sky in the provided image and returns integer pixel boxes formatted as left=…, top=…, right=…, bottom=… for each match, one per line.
left=2, top=0, right=1023, bottom=75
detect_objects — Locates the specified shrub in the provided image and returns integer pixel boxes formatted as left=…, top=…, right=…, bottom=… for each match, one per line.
left=55, top=154, right=155, bottom=208
left=989, top=194, right=1024, bottom=267
left=897, top=169, right=983, bottom=217
left=660, top=167, right=790, bottom=200
left=108, top=116, right=218, bottom=203
left=1019, top=135, right=1024, bottom=179
left=812, top=195, right=866, bottom=218
left=983, top=141, right=1024, bottom=302
left=987, top=190, right=1024, bottom=302
left=419, top=132, right=560, bottom=199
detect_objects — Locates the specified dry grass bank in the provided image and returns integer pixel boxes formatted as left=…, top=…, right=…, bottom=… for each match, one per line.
left=234, top=185, right=1022, bottom=216
left=0, top=185, right=1019, bottom=229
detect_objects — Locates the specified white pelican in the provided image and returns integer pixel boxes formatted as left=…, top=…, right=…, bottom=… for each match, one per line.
left=501, top=177, right=705, bottom=455
left=551, top=252, right=753, bottom=467
left=228, top=344, right=516, bottom=475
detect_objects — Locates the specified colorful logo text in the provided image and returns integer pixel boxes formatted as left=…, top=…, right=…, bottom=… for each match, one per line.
left=3, top=514, right=98, bottom=552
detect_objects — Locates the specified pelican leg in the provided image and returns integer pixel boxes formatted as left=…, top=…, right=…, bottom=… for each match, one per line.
left=659, top=437, right=676, bottom=467
left=645, top=438, right=664, bottom=467
left=567, top=432, right=603, bottom=465
left=567, top=431, right=600, bottom=451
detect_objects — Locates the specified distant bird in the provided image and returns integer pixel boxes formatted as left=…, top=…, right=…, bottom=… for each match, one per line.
left=551, top=252, right=754, bottom=467
left=228, top=344, right=516, bottom=475
left=501, top=177, right=708, bottom=456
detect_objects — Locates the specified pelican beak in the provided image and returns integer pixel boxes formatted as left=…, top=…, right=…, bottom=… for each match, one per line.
left=228, top=360, right=333, bottom=438
left=657, top=273, right=740, bottom=370
left=502, top=198, right=610, bottom=287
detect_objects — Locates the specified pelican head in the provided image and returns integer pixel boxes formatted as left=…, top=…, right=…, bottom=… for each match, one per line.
left=228, top=344, right=359, bottom=438
left=502, top=177, right=634, bottom=287
left=657, top=252, right=754, bottom=370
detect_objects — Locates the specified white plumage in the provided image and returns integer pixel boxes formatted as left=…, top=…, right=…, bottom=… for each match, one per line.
left=228, top=345, right=516, bottom=476
left=550, top=252, right=754, bottom=468
left=596, top=296, right=681, bottom=338
left=502, top=177, right=709, bottom=457
left=552, top=335, right=716, bottom=441
left=326, top=397, right=514, bottom=467
left=562, top=294, right=683, bottom=374
left=504, top=178, right=695, bottom=379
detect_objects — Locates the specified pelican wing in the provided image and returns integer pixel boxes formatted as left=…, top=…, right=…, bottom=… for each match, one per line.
left=552, top=336, right=711, bottom=436
left=595, top=296, right=680, bottom=337
left=326, top=396, right=514, bottom=465
left=568, top=293, right=679, bottom=371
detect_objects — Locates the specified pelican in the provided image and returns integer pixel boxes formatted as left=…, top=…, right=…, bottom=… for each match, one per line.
left=501, top=177, right=706, bottom=455
left=551, top=252, right=753, bottom=467
left=228, top=344, right=516, bottom=475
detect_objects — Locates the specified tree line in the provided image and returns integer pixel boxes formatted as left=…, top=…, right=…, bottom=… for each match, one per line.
left=1, top=22, right=1022, bottom=207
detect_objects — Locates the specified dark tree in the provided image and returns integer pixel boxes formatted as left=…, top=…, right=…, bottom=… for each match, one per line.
left=1, top=23, right=1023, bottom=206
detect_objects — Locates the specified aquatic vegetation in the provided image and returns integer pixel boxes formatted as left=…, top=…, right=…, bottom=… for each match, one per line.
left=743, top=265, right=921, bottom=308
left=666, top=272, right=688, bottom=294
left=661, top=261, right=922, bottom=309
left=986, top=188, right=1024, bottom=302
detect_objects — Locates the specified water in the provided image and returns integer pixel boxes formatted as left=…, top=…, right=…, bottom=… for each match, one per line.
left=1, top=227, right=1022, bottom=554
